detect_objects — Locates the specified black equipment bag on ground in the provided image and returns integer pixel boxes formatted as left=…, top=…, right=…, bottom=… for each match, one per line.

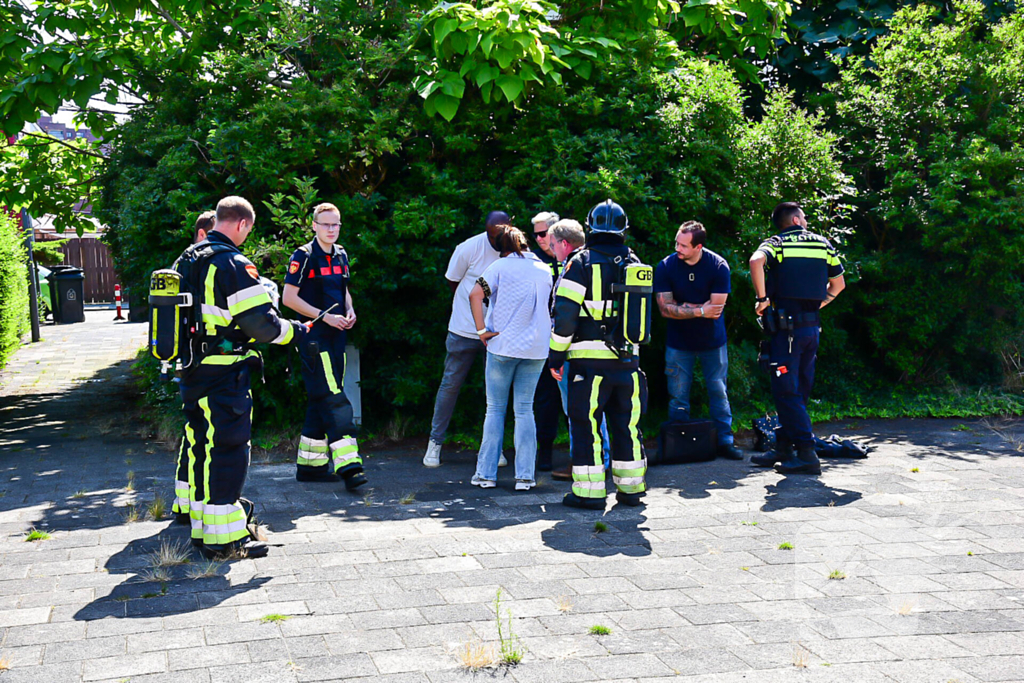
left=753, top=414, right=780, bottom=451
left=652, top=419, right=718, bottom=466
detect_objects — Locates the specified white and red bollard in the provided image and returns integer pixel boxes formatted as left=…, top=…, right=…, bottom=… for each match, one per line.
left=113, top=284, right=125, bottom=321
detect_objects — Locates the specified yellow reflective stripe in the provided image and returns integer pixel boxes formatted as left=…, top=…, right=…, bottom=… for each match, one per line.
left=550, top=333, right=572, bottom=352
left=628, top=373, right=642, bottom=462
left=556, top=280, right=585, bottom=304
left=827, top=253, right=841, bottom=266
left=321, top=351, right=341, bottom=394
left=567, top=348, right=623, bottom=360
left=270, top=321, right=293, bottom=345
left=204, top=266, right=218, bottom=336
left=780, top=248, right=831, bottom=259
left=584, top=300, right=616, bottom=320
left=589, top=375, right=603, bottom=468
left=592, top=263, right=603, bottom=303
left=200, top=350, right=259, bottom=365
left=227, top=284, right=272, bottom=316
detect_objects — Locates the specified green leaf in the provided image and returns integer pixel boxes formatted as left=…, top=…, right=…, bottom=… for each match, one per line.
left=494, top=46, right=514, bottom=70
left=495, top=74, right=523, bottom=102
left=575, top=60, right=592, bottom=80
left=416, top=79, right=441, bottom=100
left=432, top=93, right=460, bottom=122
left=474, top=65, right=497, bottom=87
left=450, top=32, right=468, bottom=55
left=481, top=31, right=495, bottom=58
left=434, top=18, right=459, bottom=45
left=481, top=80, right=493, bottom=103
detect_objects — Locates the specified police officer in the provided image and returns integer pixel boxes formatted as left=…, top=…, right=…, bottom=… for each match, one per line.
left=549, top=200, right=648, bottom=509
left=749, top=202, right=845, bottom=475
left=282, top=203, right=367, bottom=491
left=177, top=196, right=307, bottom=559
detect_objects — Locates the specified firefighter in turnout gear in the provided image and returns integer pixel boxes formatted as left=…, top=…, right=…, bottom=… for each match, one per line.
left=282, top=203, right=367, bottom=491
left=749, top=202, right=845, bottom=475
left=549, top=199, right=651, bottom=510
left=176, top=197, right=307, bottom=559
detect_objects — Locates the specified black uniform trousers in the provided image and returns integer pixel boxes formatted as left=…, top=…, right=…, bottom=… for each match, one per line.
left=533, top=366, right=565, bottom=469
left=179, top=364, right=255, bottom=550
left=768, top=325, right=818, bottom=447
left=566, top=363, right=648, bottom=499
left=297, top=331, right=361, bottom=476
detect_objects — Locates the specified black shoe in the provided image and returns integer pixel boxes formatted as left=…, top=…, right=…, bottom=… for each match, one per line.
left=536, top=459, right=553, bottom=472
left=173, top=511, right=190, bottom=526
left=296, top=466, right=341, bottom=483
left=191, top=537, right=203, bottom=549
left=615, top=491, right=645, bottom=507
left=775, top=444, right=821, bottom=475
left=201, top=539, right=269, bottom=560
left=562, top=492, right=606, bottom=510
left=751, top=451, right=783, bottom=467
left=341, top=468, right=368, bottom=491
left=717, top=443, right=744, bottom=460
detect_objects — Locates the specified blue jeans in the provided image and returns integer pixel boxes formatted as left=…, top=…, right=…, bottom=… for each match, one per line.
left=475, top=354, right=546, bottom=482
left=665, top=345, right=734, bottom=445
left=558, top=361, right=610, bottom=467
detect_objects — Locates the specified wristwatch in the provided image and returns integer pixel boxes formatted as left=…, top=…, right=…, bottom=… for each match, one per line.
left=755, top=296, right=769, bottom=303
left=697, top=307, right=704, bottom=317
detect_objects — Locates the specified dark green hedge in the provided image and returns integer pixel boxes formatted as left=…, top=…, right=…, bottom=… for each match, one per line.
left=0, top=213, right=28, bottom=372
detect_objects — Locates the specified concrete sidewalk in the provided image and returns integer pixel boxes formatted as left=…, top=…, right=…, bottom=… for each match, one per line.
left=1, top=311, right=1024, bottom=682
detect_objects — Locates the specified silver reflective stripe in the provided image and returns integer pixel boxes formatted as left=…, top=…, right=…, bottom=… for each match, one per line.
left=558, top=279, right=586, bottom=297
left=330, top=437, right=357, bottom=451
left=226, top=284, right=267, bottom=308
left=611, top=459, right=647, bottom=470
left=612, top=476, right=645, bottom=486
left=203, top=519, right=248, bottom=536
left=573, top=465, right=605, bottom=475
left=551, top=332, right=573, bottom=345
left=201, top=303, right=233, bottom=320
left=270, top=321, right=290, bottom=344
left=300, top=436, right=328, bottom=448
left=572, top=480, right=605, bottom=490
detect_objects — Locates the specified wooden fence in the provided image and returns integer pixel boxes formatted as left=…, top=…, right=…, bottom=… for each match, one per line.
left=50, top=237, right=116, bottom=303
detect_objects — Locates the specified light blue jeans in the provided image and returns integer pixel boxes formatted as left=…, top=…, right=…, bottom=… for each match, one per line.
left=558, top=361, right=611, bottom=468
left=665, top=344, right=734, bottom=445
left=475, top=354, right=546, bottom=482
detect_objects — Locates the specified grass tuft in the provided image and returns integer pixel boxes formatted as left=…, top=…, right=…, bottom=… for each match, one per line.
left=456, top=638, right=497, bottom=669
left=147, top=495, right=167, bottom=521
left=399, top=492, right=417, bottom=505
left=125, top=470, right=136, bottom=492
left=828, top=569, right=846, bottom=580
left=910, top=467, right=920, bottom=473
left=792, top=643, right=809, bottom=668
left=259, top=613, right=291, bottom=623
left=71, top=489, right=87, bottom=499
left=123, top=505, right=142, bottom=523
left=148, top=539, right=191, bottom=568
left=556, top=595, right=574, bottom=612
left=589, top=625, right=612, bottom=635
left=494, top=588, right=526, bottom=666
left=0, top=656, right=9, bottom=671
left=740, top=520, right=758, bottom=526
left=186, top=560, right=223, bottom=579
left=593, top=521, right=608, bottom=533
left=778, top=542, right=794, bottom=550
left=896, top=599, right=916, bottom=616
left=139, top=567, right=172, bottom=583
left=25, top=527, right=51, bottom=542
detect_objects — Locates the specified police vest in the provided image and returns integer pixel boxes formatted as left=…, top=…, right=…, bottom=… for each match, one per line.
left=763, top=230, right=833, bottom=301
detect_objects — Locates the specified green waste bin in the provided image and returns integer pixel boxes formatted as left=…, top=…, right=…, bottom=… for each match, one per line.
left=47, top=266, right=86, bottom=324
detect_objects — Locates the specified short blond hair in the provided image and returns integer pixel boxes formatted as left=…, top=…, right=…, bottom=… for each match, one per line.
left=215, top=196, right=254, bottom=224
left=313, top=203, right=340, bottom=222
left=550, top=219, right=585, bottom=248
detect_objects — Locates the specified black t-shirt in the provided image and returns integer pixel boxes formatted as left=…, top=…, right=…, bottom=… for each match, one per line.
left=653, top=248, right=731, bottom=352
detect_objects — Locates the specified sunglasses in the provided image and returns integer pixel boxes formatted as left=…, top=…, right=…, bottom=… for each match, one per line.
left=534, top=230, right=548, bottom=239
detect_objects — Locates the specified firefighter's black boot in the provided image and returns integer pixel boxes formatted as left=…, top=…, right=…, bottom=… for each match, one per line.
left=775, top=443, right=822, bottom=475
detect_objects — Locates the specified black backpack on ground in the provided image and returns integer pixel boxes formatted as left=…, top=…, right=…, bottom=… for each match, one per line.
left=651, top=419, right=718, bottom=466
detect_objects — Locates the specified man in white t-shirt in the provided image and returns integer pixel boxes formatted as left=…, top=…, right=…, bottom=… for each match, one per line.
left=423, top=211, right=507, bottom=467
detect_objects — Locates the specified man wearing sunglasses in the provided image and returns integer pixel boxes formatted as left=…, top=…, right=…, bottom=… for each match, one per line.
left=282, top=203, right=367, bottom=492
left=531, top=211, right=563, bottom=472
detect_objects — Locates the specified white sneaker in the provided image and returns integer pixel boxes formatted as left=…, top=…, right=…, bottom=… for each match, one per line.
left=498, top=454, right=508, bottom=467
left=423, top=440, right=442, bottom=468
left=471, top=475, right=496, bottom=488
left=515, top=479, right=535, bottom=491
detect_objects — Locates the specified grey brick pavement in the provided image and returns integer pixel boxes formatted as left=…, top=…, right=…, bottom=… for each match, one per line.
left=2, top=310, right=1024, bottom=681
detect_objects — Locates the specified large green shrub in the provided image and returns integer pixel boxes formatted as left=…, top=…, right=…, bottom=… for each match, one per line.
left=0, top=213, right=29, bottom=371
left=831, top=0, right=1024, bottom=387
left=98, top=32, right=851, bottom=435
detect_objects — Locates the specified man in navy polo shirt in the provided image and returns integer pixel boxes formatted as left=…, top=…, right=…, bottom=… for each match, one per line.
left=654, top=221, right=743, bottom=460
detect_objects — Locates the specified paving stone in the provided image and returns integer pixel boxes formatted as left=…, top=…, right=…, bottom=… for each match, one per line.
left=247, top=635, right=330, bottom=662
left=82, top=652, right=167, bottom=681
left=509, top=658, right=597, bottom=683
left=0, top=606, right=50, bottom=628
left=44, top=635, right=126, bottom=663
left=292, top=653, right=377, bottom=681
left=658, top=648, right=751, bottom=676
